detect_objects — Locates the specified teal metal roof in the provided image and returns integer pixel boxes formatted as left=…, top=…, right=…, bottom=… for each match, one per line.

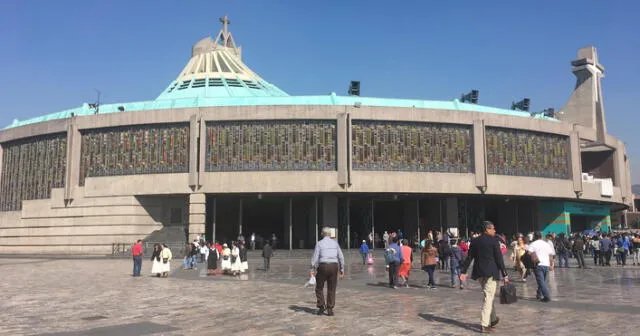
left=5, top=94, right=554, bottom=129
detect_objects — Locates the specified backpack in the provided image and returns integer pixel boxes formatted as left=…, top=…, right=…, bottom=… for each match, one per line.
left=384, top=247, right=397, bottom=264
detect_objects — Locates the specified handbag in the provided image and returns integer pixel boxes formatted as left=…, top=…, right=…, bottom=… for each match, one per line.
left=230, top=255, right=237, bottom=263
left=162, top=258, right=168, bottom=264
left=499, top=283, right=517, bottom=304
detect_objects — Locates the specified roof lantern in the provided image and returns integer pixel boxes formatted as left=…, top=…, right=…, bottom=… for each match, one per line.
left=156, top=15, right=288, bottom=100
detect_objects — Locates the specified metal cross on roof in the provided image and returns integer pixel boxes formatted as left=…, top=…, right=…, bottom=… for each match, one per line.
left=219, top=15, right=231, bottom=35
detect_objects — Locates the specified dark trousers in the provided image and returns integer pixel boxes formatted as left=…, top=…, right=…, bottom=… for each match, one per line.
left=593, top=250, right=599, bottom=265
left=315, top=263, right=339, bottom=309
left=132, top=256, right=142, bottom=276
left=620, top=250, right=627, bottom=265
left=423, top=265, right=436, bottom=286
left=388, top=262, right=399, bottom=287
left=557, top=252, right=569, bottom=267
left=601, top=250, right=612, bottom=265
left=263, top=257, right=271, bottom=271
left=574, top=250, right=586, bottom=268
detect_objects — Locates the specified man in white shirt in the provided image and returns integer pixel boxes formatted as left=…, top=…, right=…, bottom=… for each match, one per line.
left=527, top=232, right=556, bottom=302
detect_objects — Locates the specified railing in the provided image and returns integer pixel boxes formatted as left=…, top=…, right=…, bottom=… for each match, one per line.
left=111, top=242, right=187, bottom=257
left=111, top=243, right=129, bottom=256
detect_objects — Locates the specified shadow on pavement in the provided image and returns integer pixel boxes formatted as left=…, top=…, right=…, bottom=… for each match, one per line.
left=418, top=313, right=479, bottom=333
left=288, top=305, right=318, bottom=315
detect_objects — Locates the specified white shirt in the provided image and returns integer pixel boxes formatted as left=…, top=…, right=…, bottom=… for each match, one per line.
left=528, top=239, right=556, bottom=267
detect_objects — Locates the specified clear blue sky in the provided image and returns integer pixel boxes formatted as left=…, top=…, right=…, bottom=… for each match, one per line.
left=1, top=1, right=639, bottom=181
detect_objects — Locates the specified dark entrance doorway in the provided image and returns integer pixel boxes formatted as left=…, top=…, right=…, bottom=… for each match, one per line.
left=242, top=197, right=285, bottom=249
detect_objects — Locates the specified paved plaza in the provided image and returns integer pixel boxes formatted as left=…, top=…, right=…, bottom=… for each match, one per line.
left=1, top=252, right=639, bottom=336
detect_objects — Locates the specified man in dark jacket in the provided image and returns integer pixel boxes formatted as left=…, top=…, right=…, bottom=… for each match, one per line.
left=572, top=235, right=587, bottom=269
left=262, top=241, right=274, bottom=271
left=461, top=221, right=508, bottom=333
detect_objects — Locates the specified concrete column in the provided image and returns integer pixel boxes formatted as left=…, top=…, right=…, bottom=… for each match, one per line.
left=211, top=197, right=217, bottom=243
left=337, top=113, right=351, bottom=187
left=288, top=197, right=293, bottom=250
left=198, top=116, right=206, bottom=185
left=188, top=193, right=206, bottom=241
left=238, top=199, right=243, bottom=236
left=322, top=195, right=338, bottom=228
left=64, top=119, right=81, bottom=203
left=403, top=200, right=418, bottom=243
left=346, top=197, right=351, bottom=249
left=445, top=197, right=459, bottom=229
left=569, top=130, right=583, bottom=196
left=0, top=144, right=3, bottom=192
left=473, top=120, right=487, bottom=193
left=188, top=114, right=199, bottom=188
left=308, top=197, right=319, bottom=244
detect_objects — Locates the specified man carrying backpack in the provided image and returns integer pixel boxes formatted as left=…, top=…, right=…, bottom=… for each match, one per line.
left=385, top=237, right=404, bottom=289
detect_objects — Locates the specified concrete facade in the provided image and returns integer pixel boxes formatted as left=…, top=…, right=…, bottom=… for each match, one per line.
left=0, top=103, right=631, bottom=254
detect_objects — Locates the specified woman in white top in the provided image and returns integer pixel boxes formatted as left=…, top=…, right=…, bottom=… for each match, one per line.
left=159, top=244, right=173, bottom=277
left=230, top=242, right=242, bottom=276
left=221, top=243, right=232, bottom=273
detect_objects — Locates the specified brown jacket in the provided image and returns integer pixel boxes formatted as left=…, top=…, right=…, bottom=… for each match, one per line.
left=421, top=246, right=439, bottom=266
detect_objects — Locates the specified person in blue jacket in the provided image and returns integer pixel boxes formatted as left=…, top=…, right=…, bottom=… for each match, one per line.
left=360, top=240, right=370, bottom=265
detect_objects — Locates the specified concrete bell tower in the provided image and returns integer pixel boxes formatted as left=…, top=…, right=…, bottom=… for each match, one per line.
left=559, top=46, right=607, bottom=142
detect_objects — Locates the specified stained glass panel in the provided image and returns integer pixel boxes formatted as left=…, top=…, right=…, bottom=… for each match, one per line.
left=351, top=121, right=472, bottom=172
left=0, top=133, right=67, bottom=211
left=206, top=120, right=336, bottom=171
left=79, top=123, right=189, bottom=185
left=485, top=127, right=570, bottom=179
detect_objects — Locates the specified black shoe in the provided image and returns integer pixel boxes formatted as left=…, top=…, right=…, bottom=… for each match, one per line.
left=540, top=297, right=551, bottom=303
left=317, top=307, right=325, bottom=315
left=490, top=317, right=500, bottom=327
left=327, top=309, right=334, bottom=316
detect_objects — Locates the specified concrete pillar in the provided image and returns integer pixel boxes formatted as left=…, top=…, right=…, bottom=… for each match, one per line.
left=0, top=144, right=3, bottom=192
left=211, top=198, right=217, bottom=243
left=188, top=114, right=199, bottom=188
left=198, top=116, right=206, bottom=183
left=238, top=199, right=243, bottom=235
left=403, top=200, right=418, bottom=243
left=322, top=195, right=338, bottom=228
left=309, top=196, right=319, bottom=243
left=445, top=197, right=459, bottom=229
left=188, top=193, right=206, bottom=241
left=64, top=119, right=81, bottom=203
left=569, top=130, right=583, bottom=196
left=473, top=120, right=487, bottom=193
left=337, top=113, right=351, bottom=187
left=285, top=197, right=293, bottom=250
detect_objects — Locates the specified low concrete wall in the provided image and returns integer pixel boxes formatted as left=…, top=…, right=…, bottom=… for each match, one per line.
left=0, top=187, right=188, bottom=255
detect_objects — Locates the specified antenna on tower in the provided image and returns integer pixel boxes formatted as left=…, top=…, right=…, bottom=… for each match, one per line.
left=88, top=89, right=101, bottom=114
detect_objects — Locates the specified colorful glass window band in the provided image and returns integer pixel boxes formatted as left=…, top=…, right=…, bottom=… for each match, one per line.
left=0, top=133, right=67, bottom=211
left=206, top=120, right=337, bottom=171
left=79, top=123, right=190, bottom=185
left=351, top=120, right=473, bottom=172
left=485, top=127, right=570, bottom=179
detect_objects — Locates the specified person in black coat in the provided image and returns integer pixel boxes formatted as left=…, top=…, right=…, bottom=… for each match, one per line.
left=207, top=244, right=219, bottom=276
left=460, top=221, right=509, bottom=333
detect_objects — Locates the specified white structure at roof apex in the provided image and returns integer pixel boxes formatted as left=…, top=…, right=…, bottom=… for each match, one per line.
left=192, top=14, right=242, bottom=59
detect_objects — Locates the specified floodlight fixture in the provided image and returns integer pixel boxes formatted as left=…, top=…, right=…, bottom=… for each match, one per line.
left=511, top=98, right=530, bottom=112
left=460, top=89, right=479, bottom=104
left=348, top=81, right=360, bottom=96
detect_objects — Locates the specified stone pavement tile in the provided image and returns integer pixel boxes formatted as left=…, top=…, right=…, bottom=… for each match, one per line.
left=1, top=256, right=640, bottom=336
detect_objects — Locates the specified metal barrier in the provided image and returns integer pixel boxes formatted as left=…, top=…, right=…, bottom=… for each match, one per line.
left=111, top=243, right=129, bottom=256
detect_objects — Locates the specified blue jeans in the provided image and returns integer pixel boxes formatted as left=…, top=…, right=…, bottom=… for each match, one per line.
left=533, top=265, right=550, bottom=299
left=133, top=256, right=142, bottom=276
left=450, top=266, right=461, bottom=286
left=557, top=252, right=569, bottom=267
